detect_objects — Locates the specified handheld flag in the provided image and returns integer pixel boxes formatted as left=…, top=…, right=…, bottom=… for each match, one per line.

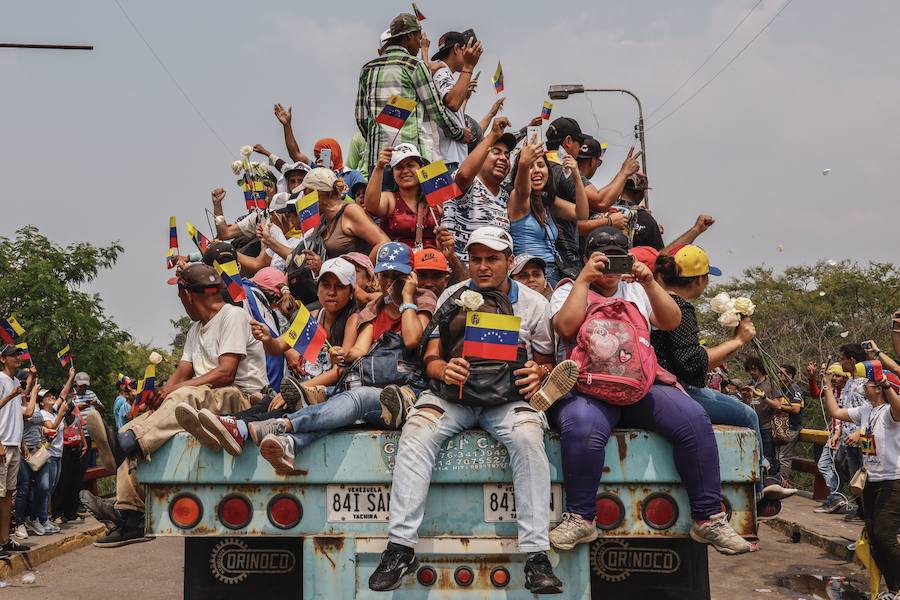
left=242, top=178, right=267, bottom=212
left=15, top=342, right=31, bottom=362
left=416, top=160, right=463, bottom=207
left=167, top=216, right=179, bottom=268
left=545, top=151, right=561, bottom=165
left=129, top=363, right=156, bottom=419
left=213, top=260, right=247, bottom=302
left=462, top=311, right=521, bottom=361
left=295, top=190, right=321, bottom=233
left=117, top=372, right=133, bottom=387
left=1, top=315, right=25, bottom=345
left=412, top=2, right=425, bottom=20
left=374, top=95, right=417, bottom=130
left=492, top=62, right=504, bottom=93
left=541, top=100, right=553, bottom=120
left=280, top=302, right=328, bottom=362
left=185, top=221, right=210, bottom=254
left=57, top=345, right=73, bottom=367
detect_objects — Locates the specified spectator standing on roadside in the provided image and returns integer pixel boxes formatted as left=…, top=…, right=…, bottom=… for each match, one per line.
left=74, top=371, right=101, bottom=467
left=113, top=378, right=134, bottom=431
left=0, top=346, right=32, bottom=553
left=14, top=380, right=46, bottom=538
left=775, top=364, right=805, bottom=484
left=356, top=13, right=465, bottom=174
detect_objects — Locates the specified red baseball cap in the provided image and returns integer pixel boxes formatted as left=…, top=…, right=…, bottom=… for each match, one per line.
left=629, top=246, right=660, bottom=272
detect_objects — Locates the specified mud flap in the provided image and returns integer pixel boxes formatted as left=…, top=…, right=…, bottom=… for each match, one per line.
left=589, top=537, right=710, bottom=600
left=185, top=537, right=302, bottom=600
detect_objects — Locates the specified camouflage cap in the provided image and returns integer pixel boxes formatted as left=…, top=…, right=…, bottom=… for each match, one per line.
left=389, top=13, right=422, bottom=39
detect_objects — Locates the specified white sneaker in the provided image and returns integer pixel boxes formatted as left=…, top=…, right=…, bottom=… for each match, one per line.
left=690, top=512, right=753, bottom=555
left=13, top=524, right=28, bottom=539
left=25, top=518, right=45, bottom=536
left=259, top=433, right=296, bottom=475
left=549, top=512, right=599, bottom=550
left=530, top=360, right=579, bottom=412
left=42, top=520, right=61, bottom=534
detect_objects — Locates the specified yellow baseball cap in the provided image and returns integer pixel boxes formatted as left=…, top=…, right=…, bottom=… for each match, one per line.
left=826, top=363, right=850, bottom=377
left=669, top=244, right=721, bottom=277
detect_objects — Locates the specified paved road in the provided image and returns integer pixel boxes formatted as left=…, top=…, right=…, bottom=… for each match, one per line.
left=4, top=525, right=866, bottom=598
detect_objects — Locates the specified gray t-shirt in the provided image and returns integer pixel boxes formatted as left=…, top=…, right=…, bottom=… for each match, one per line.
left=22, top=410, right=44, bottom=448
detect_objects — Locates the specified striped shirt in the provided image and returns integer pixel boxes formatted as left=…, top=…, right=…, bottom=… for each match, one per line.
left=441, top=176, right=510, bottom=263
left=355, top=45, right=464, bottom=173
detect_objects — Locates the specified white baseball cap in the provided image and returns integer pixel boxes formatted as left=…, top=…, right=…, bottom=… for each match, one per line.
left=268, top=192, right=290, bottom=212
left=302, top=167, right=338, bottom=192
left=464, top=226, right=514, bottom=253
left=319, top=257, right=357, bottom=287
left=389, top=143, right=425, bottom=169
left=74, top=372, right=90, bottom=386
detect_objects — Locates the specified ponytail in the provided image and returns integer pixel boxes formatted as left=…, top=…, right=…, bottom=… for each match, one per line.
left=655, top=254, right=698, bottom=287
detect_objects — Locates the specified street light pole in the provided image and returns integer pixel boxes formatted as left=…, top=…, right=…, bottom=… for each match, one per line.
left=548, top=84, right=649, bottom=207
left=0, top=43, right=93, bottom=51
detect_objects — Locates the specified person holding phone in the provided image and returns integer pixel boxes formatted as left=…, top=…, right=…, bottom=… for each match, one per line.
left=508, top=142, right=589, bottom=286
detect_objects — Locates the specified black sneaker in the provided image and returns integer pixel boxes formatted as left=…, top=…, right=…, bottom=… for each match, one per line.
left=379, top=385, right=417, bottom=429
left=1, top=538, right=29, bottom=552
left=368, top=542, right=419, bottom=591
left=524, top=551, right=564, bottom=594
left=80, top=490, right=123, bottom=526
left=93, top=526, right=152, bottom=548
left=279, top=376, right=308, bottom=412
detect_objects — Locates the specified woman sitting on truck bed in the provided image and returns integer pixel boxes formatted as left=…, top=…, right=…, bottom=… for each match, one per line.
left=180, top=241, right=436, bottom=474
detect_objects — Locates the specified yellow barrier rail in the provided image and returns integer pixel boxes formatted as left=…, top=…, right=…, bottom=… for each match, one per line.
left=799, top=428, right=829, bottom=445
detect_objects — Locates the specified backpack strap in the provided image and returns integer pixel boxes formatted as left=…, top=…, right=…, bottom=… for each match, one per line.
left=417, top=286, right=467, bottom=361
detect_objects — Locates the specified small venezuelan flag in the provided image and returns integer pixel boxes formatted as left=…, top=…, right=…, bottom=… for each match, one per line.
left=129, top=363, right=156, bottom=419
left=412, top=2, right=425, bottom=20
left=0, top=316, right=23, bottom=345
left=295, top=190, right=321, bottom=233
left=416, top=160, right=463, bottom=207
left=545, top=151, right=561, bottom=165
left=280, top=302, right=328, bottom=362
left=213, top=260, right=247, bottom=302
left=375, top=95, right=417, bottom=130
left=462, top=311, right=521, bottom=361
left=167, top=216, right=179, bottom=268
left=117, top=372, right=133, bottom=386
left=492, top=62, right=504, bottom=93
left=15, top=342, right=31, bottom=362
left=57, top=345, right=73, bottom=367
left=185, top=221, right=210, bottom=254
left=541, top=100, right=553, bottom=120
left=242, top=179, right=267, bottom=212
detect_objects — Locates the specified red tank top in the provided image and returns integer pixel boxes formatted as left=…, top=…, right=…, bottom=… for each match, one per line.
left=381, top=192, right=437, bottom=249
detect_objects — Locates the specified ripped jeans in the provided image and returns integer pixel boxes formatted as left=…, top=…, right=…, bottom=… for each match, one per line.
left=388, top=391, right=551, bottom=553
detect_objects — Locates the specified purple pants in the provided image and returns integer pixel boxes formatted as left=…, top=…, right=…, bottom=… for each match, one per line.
left=549, top=384, right=723, bottom=522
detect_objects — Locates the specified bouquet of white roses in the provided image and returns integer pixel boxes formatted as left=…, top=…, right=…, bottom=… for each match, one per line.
left=709, top=292, right=755, bottom=329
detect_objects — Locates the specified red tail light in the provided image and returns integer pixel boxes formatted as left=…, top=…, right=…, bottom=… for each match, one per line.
left=595, top=494, right=625, bottom=530
left=416, top=566, right=436, bottom=586
left=219, top=494, right=253, bottom=529
left=490, top=566, right=510, bottom=588
left=267, top=494, right=302, bottom=529
left=642, top=493, right=678, bottom=530
left=169, top=494, right=202, bottom=529
left=454, top=566, right=474, bottom=587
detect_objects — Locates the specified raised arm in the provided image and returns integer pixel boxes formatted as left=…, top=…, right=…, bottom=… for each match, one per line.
left=412, top=61, right=465, bottom=141
left=398, top=274, right=431, bottom=350
left=586, top=147, right=643, bottom=212
left=479, top=97, right=505, bottom=134
left=455, top=116, right=509, bottom=193
left=22, top=382, right=39, bottom=418
left=661, top=215, right=716, bottom=253
left=440, top=40, right=482, bottom=112
left=59, top=367, right=76, bottom=404
left=211, top=188, right=247, bottom=240
left=551, top=155, right=589, bottom=221
left=822, top=371, right=852, bottom=422
left=275, top=104, right=310, bottom=164
left=508, top=144, right=543, bottom=221
left=364, top=148, right=396, bottom=220
left=629, top=261, right=681, bottom=331
left=707, top=318, right=755, bottom=369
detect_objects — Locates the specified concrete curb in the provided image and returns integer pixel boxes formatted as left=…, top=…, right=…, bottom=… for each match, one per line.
left=763, top=516, right=855, bottom=562
left=0, top=524, right=107, bottom=581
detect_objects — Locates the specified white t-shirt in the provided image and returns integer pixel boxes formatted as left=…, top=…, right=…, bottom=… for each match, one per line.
left=181, top=304, right=268, bottom=395
left=0, top=372, right=23, bottom=447
left=41, top=408, right=64, bottom=458
left=235, top=210, right=266, bottom=239
left=264, top=225, right=302, bottom=272
left=550, top=280, right=654, bottom=326
left=848, top=403, right=900, bottom=482
left=432, top=65, right=468, bottom=166
left=436, top=280, right=555, bottom=359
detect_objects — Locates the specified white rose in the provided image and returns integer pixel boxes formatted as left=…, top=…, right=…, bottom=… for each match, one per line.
left=709, top=292, right=733, bottom=314
left=732, top=297, right=755, bottom=316
left=148, top=351, right=164, bottom=365
left=240, top=145, right=252, bottom=157
left=230, top=161, right=242, bottom=175
left=717, top=310, right=741, bottom=328
left=453, top=290, right=484, bottom=312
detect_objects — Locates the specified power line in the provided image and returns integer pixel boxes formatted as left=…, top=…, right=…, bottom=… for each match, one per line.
left=113, top=0, right=233, bottom=157
left=648, top=0, right=795, bottom=131
left=647, top=0, right=763, bottom=119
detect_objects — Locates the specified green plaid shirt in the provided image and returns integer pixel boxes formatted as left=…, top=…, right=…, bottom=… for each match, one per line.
left=355, top=45, right=464, bottom=172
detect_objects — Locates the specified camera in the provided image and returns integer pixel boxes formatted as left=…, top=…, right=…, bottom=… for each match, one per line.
left=605, top=254, right=635, bottom=275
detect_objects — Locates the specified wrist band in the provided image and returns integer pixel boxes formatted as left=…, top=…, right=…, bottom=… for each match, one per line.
left=461, top=69, right=473, bottom=74
left=399, top=303, right=418, bottom=313
left=268, top=154, right=280, bottom=166
left=214, top=215, right=226, bottom=225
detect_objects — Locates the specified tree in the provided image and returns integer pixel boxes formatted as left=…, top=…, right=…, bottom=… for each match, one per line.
left=0, top=226, right=129, bottom=406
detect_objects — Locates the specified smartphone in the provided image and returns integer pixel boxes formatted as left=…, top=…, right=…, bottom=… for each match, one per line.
left=557, top=145, right=571, bottom=178
left=862, top=341, right=874, bottom=351
left=473, top=70, right=481, bottom=81
left=526, top=125, right=544, bottom=148
left=319, top=148, right=332, bottom=170
left=605, top=254, right=635, bottom=275
left=461, top=28, right=477, bottom=45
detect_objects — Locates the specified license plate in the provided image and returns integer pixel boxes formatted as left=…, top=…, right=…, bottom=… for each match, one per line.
left=483, top=483, right=563, bottom=522
left=327, top=485, right=391, bottom=522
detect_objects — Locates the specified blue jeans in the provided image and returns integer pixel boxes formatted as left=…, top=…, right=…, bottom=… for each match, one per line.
left=817, top=444, right=842, bottom=502
left=46, top=456, right=61, bottom=521
left=685, top=385, right=768, bottom=470
left=15, top=453, right=51, bottom=523
left=285, top=386, right=384, bottom=453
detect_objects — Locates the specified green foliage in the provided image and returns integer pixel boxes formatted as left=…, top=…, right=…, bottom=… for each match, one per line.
left=0, top=226, right=129, bottom=405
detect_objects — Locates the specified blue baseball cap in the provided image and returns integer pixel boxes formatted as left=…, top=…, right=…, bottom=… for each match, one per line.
left=374, top=242, right=413, bottom=275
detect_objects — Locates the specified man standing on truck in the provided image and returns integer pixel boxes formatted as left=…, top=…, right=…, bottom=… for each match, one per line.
left=88, top=263, right=267, bottom=547
left=370, top=226, right=574, bottom=594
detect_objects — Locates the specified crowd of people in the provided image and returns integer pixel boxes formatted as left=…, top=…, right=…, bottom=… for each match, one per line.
left=2, top=9, right=899, bottom=596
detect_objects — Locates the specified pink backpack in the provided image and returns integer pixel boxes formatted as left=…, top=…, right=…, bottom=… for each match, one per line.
left=568, top=288, right=663, bottom=405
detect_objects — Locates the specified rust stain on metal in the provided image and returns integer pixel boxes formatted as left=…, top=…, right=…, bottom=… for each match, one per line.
left=613, top=432, right=629, bottom=462
left=312, top=537, right=344, bottom=569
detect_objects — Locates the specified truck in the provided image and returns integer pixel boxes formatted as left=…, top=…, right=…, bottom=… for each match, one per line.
left=138, top=423, right=757, bottom=599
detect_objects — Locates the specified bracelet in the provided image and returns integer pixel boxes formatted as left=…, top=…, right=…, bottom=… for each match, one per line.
left=461, top=69, right=473, bottom=74
left=268, top=154, right=280, bottom=166
left=539, top=364, right=551, bottom=380
left=399, top=303, right=418, bottom=313
left=214, top=215, right=226, bottom=225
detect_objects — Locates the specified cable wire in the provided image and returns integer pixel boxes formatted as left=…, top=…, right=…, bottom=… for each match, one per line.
left=647, top=0, right=764, bottom=119
left=648, top=0, right=795, bottom=131
left=113, top=0, right=234, bottom=157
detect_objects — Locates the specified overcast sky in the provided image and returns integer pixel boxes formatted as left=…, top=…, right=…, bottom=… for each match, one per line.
left=2, top=0, right=898, bottom=347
